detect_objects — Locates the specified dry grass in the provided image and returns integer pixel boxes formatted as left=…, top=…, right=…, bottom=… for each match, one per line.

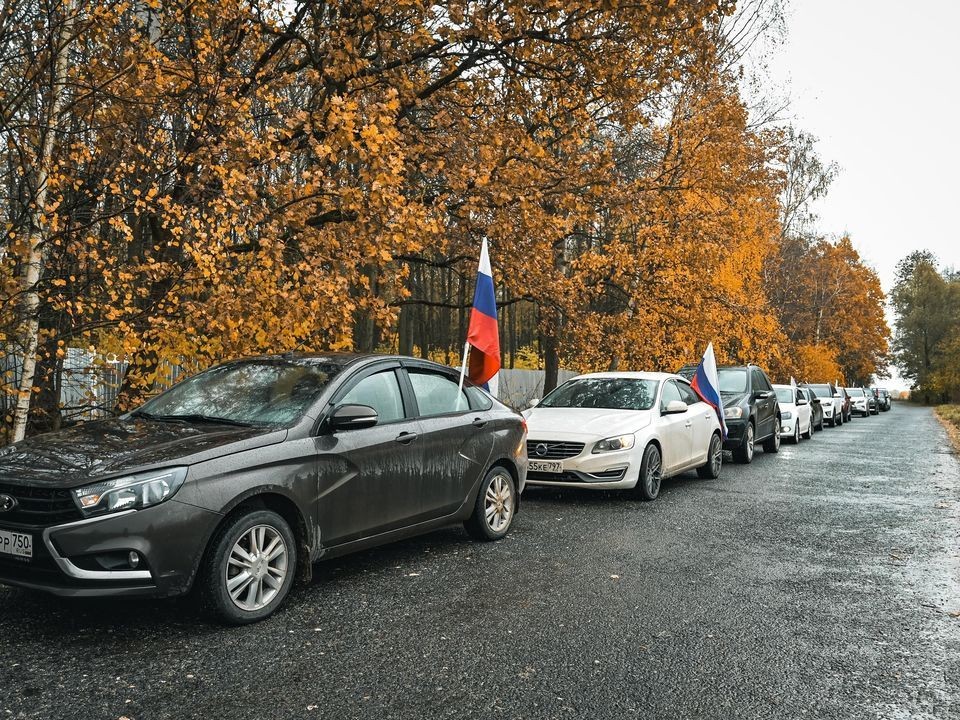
left=934, top=405, right=960, bottom=453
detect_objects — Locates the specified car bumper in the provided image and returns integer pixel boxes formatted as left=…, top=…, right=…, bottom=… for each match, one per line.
left=779, top=420, right=796, bottom=437
left=722, top=419, right=747, bottom=450
left=525, top=446, right=638, bottom=490
left=0, top=500, right=222, bottom=599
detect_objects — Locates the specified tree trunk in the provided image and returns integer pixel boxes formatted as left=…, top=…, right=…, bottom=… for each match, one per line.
left=12, top=0, right=74, bottom=442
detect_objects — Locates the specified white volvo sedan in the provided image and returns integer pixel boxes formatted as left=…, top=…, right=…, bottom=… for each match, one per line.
left=522, top=372, right=723, bottom=500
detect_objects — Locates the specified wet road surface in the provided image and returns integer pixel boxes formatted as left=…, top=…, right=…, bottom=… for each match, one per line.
left=1, top=404, right=958, bottom=719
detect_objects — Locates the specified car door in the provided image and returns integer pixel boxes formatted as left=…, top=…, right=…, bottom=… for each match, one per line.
left=403, top=366, right=494, bottom=519
left=677, top=380, right=713, bottom=466
left=795, top=387, right=810, bottom=431
left=658, top=380, right=693, bottom=473
left=314, top=365, right=425, bottom=546
left=752, top=368, right=776, bottom=439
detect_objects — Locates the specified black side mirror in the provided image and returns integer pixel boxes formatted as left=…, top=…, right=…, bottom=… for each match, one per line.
left=328, top=404, right=379, bottom=431
left=755, top=390, right=773, bottom=400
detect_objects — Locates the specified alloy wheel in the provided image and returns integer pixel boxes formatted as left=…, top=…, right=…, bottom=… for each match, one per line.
left=710, top=437, right=722, bottom=475
left=484, top=472, right=514, bottom=533
left=746, top=425, right=755, bottom=461
left=226, top=524, right=289, bottom=612
left=646, top=448, right=663, bottom=496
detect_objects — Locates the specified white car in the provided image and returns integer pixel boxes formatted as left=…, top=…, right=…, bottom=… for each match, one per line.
left=802, top=383, right=843, bottom=427
left=522, top=372, right=723, bottom=501
left=845, top=387, right=871, bottom=417
left=774, top=384, right=813, bottom=443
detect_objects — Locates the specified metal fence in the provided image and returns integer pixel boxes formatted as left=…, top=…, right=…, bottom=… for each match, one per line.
left=497, top=368, right=576, bottom=410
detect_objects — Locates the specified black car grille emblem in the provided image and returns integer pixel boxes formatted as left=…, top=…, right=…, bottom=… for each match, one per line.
left=535, top=443, right=548, bottom=457
left=0, top=494, right=17, bottom=513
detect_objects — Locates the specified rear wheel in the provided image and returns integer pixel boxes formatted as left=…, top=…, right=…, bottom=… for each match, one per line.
left=804, top=418, right=814, bottom=440
left=762, top=419, right=781, bottom=453
left=200, top=509, right=297, bottom=625
left=634, top=443, right=663, bottom=500
left=697, top=433, right=723, bottom=479
left=465, top=466, right=516, bottom=541
left=733, top=423, right=755, bottom=464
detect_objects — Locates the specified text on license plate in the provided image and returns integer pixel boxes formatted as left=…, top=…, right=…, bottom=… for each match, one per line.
left=0, top=529, right=32, bottom=559
left=528, top=460, right=563, bottom=473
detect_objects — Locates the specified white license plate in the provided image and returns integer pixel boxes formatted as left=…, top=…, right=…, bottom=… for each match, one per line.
left=0, top=529, right=32, bottom=559
left=528, top=460, right=563, bottom=473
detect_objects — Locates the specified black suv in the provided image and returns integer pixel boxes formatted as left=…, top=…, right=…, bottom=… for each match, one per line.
left=677, top=363, right=780, bottom=463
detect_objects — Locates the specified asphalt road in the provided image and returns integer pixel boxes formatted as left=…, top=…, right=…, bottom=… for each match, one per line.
left=2, top=404, right=959, bottom=720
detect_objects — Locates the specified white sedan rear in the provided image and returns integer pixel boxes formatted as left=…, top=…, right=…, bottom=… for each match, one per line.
left=522, top=372, right=723, bottom=501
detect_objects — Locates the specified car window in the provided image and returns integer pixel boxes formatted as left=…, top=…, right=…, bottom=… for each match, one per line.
left=339, top=370, right=406, bottom=424
left=677, top=381, right=700, bottom=406
left=751, top=369, right=770, bottom=392
left=465, top=385, right=493, bottom=411
left=806, top=384, right=831, bottom=398
left=717, top=368, right=747, bottom=393
left=660, top=380, right=683, bottom=411
left=409, top=370, right=470, bottom=417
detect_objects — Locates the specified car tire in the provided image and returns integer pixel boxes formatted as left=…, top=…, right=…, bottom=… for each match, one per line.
left=464, top=466, right=517, bottom=541
left=804, top=420, right=813, bottom=440
left=634, top=443, right=663, bottom=500
left=792, top=423, right=800, bottom=444
left=200, top=509, right=297, bottom=625
left=762, top=419, right=781, bottom=453
left=697, top=433, right=723, bottom=479
left=733, top=422, right=755, bottom=464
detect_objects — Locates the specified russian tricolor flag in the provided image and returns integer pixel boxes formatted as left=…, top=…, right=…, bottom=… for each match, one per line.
left=690, top=342, right=727, bottom=439
left=465, top=239, right=500, bottom=396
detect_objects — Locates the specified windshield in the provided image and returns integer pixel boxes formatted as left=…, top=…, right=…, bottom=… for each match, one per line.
left=846, top=388, right=862, bottom=396
left=807, top=384, right=832, bottom=398
left=138, top=359, right=345, bottom=426
left=539, top=378, right=659, bottom=411
left=775, top=388, right=795, bottom=404
left=717, top=368, right=748, bottom=394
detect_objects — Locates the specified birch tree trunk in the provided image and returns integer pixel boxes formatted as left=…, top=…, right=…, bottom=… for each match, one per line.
left=11, top=0, right=74, bottom=442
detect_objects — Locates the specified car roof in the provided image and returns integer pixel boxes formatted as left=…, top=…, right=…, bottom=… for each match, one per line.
left=571, top=371, right=681, bottom=382
left=772, top=384, right=797, bottom=390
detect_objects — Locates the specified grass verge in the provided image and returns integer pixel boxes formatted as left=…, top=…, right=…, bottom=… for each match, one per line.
left=934, top=405, right=960, bottom=453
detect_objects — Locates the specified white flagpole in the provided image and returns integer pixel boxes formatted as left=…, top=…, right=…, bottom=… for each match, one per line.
left=456, top=340, right=470, bottom=407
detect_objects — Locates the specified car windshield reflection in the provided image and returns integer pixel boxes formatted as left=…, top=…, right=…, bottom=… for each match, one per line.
left=539, top=378, right=659, bottom=411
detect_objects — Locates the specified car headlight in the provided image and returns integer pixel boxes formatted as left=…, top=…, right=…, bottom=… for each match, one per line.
left=724, top=406, right=743, bottom=419
left=72, top=467, right=188, bottom=518
left=592, top=435, right=636, bottom=453
left=781, top=411, right=792, bottom=420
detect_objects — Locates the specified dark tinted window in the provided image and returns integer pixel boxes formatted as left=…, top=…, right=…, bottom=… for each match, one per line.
left=339, top=370, right=405, bottom=423
left=540, top=378, right=659, bottom=411
left=752, top=368, right=771, bottom=392
left=140, top=360, right=343, bottom=426
left=409, top=371, right=470, bottom=416
left=677, top=381, right=700, bottom=406
left=717, top=368, right=748, bottom=393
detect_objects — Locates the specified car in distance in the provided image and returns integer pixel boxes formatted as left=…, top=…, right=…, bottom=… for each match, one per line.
left=802, top=383, right=842, bottom=427
left=837, top=386, right=853, bottom=423
left=866, top=388, right=880, bottom=414
left=523, top=372, right=722, bottom=501
left=873, top=387, right=892, bottom=411
left=845, top=387, right=871, bottom=417
left=0, top=353, right=527, bottom=624
left=774, top=385, right=812, bottom=443
left=799, top=387, right=824, bottom=431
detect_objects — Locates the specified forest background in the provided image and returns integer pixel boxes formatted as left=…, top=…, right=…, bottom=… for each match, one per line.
left=0, top=0, right=892, bottom=441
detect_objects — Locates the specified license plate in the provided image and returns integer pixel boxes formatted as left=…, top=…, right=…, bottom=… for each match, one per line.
left=528, top=460, right=563, bottom=473
left=0, top=529, right=32, bottom=559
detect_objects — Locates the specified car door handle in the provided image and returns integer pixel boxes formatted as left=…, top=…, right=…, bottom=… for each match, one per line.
left=471, top=417, right=488, bottom=428
left=684, top=421, right=692, bottom=428
left=395, top=431, right=418, bottom=445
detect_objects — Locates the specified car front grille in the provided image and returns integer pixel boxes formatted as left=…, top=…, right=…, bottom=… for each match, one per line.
left=0, top=482, right=83, bottom=527
left=529, top=467, right=626, bottom=483
left=526, top=441, right=585, bottom=459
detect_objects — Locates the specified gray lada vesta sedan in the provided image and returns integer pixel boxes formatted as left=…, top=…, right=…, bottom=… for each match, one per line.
left=0, top=354, right=527, bottom=623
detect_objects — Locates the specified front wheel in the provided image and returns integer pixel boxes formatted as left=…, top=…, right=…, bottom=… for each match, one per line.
left=804, top=419, right=814, bottom=440
left=634, top=443, right=663, bottom=500
left=465, top=466, right=517, bottom=541
left=200, top=509, right=297, bottom=625
left=792, top=423, right=800, bottom=444
left=697, top=433, right=723, bottom=479
left=762, top=419, right=781, bottom=453
left=733, top=423, right=755, bottom=463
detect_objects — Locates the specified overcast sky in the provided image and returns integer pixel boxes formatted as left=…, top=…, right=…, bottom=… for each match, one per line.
left=761, top=0, right=960, bottom=386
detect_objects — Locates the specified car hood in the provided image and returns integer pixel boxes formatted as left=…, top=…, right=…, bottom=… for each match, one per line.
left=522, top=407, right=653, bottom=439
left=721, top=392, right=749, bottom=409
left=0, top=417, right=287, bottom=489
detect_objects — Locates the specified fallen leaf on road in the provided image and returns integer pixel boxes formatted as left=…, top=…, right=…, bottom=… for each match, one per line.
left=610, top=574, right=620, bottom=579
left=949, top=611, right=960, bottom=618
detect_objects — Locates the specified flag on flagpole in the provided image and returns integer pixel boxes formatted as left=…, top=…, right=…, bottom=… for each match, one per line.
left=690, top=342, right=728, bottom=440
left=461, top=238, right=500, bottom=397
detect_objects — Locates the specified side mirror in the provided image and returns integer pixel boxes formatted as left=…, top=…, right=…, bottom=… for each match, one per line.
left=528, top=398, right=540, bottom=408
left=663, top=400, right=688, bottom=415
left=328, top=404, right=379, bottom=431
left=812, top=397, right=821, bottom=404
left=797, top=397, right=808, bottom=406
left=755, top=390, right=773, bottom=400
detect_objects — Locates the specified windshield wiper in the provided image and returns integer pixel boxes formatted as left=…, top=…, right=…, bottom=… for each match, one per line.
left=131, top=411, right=255, bottom=428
